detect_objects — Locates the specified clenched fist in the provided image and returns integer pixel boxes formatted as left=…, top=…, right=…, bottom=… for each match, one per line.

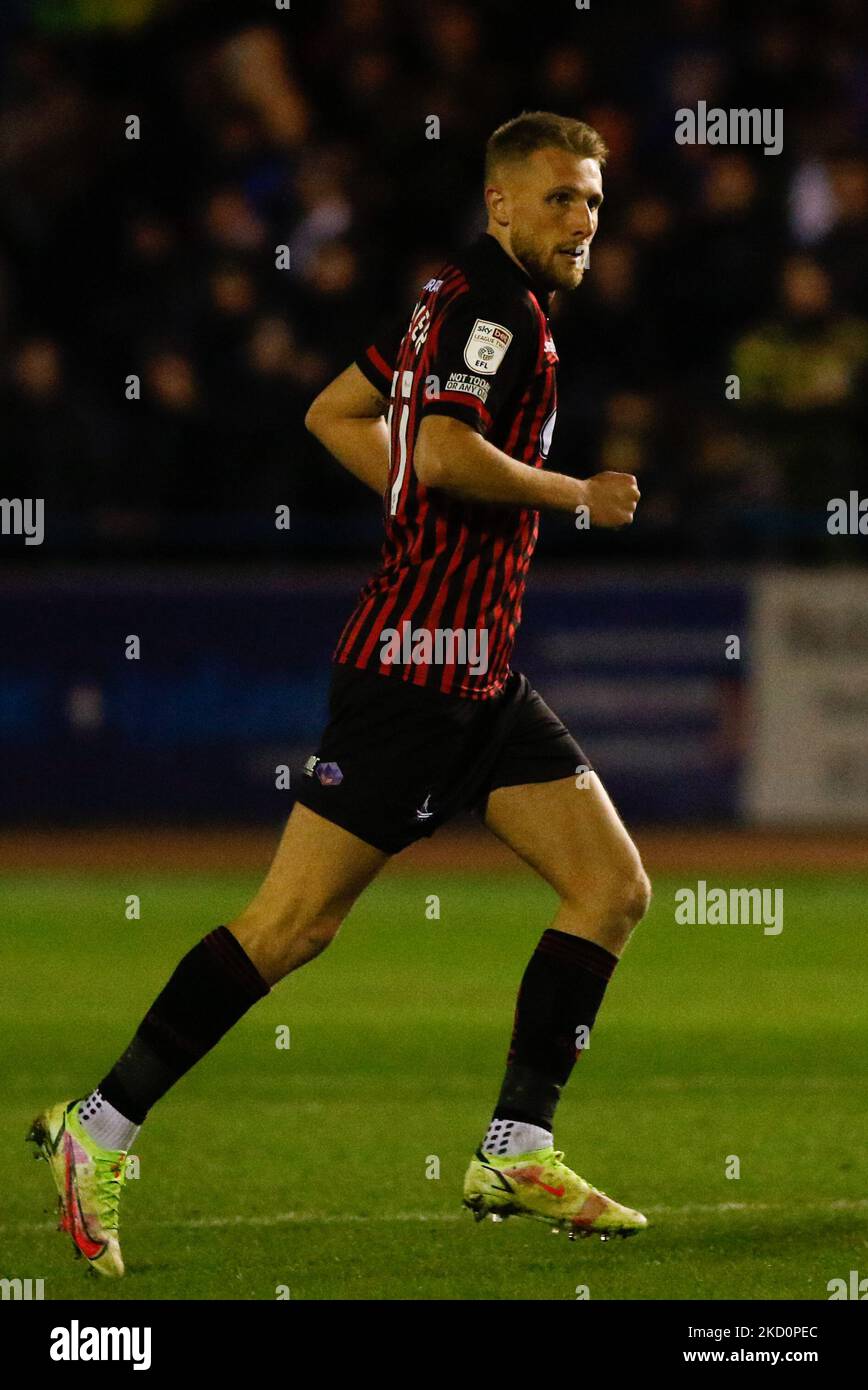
left=580, top=471, right=641, bottom=528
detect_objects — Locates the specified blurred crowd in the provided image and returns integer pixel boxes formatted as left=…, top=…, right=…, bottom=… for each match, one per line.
left=1, top=0, right=867, bottom=562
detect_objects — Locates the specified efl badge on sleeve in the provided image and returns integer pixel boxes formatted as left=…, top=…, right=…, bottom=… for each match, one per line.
left=463, top=319, right=513, bottom=375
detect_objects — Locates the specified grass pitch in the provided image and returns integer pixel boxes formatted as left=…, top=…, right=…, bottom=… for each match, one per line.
left=3, top=868, right=866, bottom=1300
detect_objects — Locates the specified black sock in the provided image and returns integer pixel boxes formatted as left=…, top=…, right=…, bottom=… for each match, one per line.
left=491, top=929, right=618, bottom=1133
left=98, top=926, right=269, bottom=1124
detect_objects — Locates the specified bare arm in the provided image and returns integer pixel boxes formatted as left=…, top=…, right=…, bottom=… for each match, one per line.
left=304, top=363, right=391, bottom=496
left=415, top=416, right=640, bottom=526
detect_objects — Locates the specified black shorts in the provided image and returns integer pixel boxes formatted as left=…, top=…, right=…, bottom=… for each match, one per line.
left=293, top=662, right=591, bottom=855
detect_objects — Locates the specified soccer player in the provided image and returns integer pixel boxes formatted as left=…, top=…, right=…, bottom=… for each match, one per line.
left=29, top=112, right=650, bottom=1276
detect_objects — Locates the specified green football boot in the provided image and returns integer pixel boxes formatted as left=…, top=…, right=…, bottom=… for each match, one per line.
left=463, top=1146, right=647, bottom=1239
left=27, top=1099, right=128, bottom=1277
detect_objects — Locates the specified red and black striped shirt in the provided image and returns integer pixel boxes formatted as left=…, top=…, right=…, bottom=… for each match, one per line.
left=334, top=232, right=558, bottom=699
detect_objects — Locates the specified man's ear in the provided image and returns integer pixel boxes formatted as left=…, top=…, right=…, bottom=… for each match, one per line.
left=486, top=183, right=510, bottom=229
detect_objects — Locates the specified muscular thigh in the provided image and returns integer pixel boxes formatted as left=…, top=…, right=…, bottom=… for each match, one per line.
left=483, top=772, right=646, bottom=906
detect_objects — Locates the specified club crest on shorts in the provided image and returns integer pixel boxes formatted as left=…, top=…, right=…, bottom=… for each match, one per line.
left=303, top=755, right=344, bottom=786
left=463, top=318, right=513, bottom=375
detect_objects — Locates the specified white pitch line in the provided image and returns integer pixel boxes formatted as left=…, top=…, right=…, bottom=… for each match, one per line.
left=5, top=1197, right=868, bottom=1236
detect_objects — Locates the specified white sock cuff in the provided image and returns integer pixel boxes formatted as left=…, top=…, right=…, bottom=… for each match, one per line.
left=77, top=1088, right=140, bottom=1152
left=482, top=1117, right=553, bottom=1158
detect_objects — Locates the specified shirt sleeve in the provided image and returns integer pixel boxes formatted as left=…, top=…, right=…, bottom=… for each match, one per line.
left=353, top=309, right=409, bottom=395
left=418, top=292, right=535, bottom=437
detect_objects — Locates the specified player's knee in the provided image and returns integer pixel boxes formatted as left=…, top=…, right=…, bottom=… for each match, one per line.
left=234, top=910, right=343, bottom=986
left=574, top=862, right=650, bottom=934
left=230, top=891, right=347, bottom=969
left=622, top=867, right=652, bottom=928
left=271, top=909, right=346, bottom=968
